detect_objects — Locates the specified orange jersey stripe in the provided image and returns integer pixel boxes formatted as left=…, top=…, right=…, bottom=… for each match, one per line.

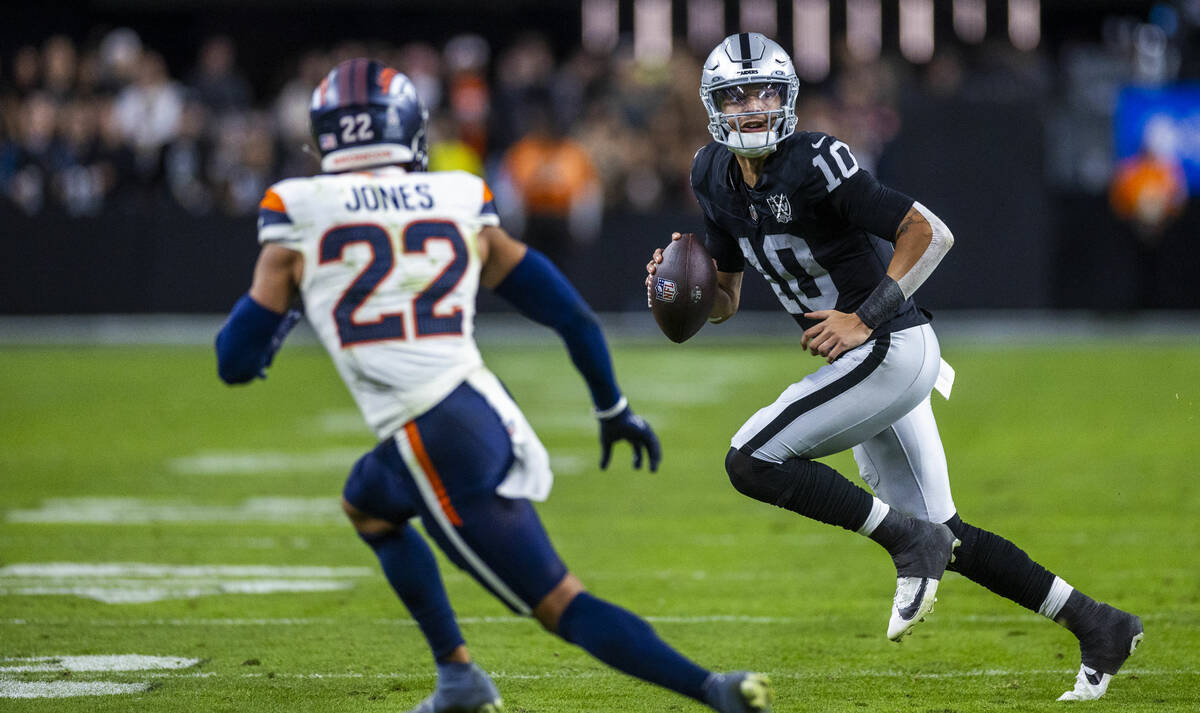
left=482, top=182, right=494, bottom=203
left=404, top=422, right=463, bottom=527
left=260, top=188, right=287, bottom=213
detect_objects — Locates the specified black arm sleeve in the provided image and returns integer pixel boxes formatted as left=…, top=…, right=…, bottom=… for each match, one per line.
left=828, top=170, right=915, bottom=242
left=703, top=214, right=744, bottom=273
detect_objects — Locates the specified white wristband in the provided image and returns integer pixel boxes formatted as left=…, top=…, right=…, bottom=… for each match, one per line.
left=594, top=396, right=628, bottom=420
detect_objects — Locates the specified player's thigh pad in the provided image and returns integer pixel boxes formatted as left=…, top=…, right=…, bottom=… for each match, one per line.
left=379, top=381, right=567, bottom=615
left=732, top=324, right=942, bottom=462
left=851, top=396, right=957, bottom=523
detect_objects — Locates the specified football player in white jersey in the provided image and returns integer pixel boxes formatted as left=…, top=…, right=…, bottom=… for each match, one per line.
left=216, top=59, right=771, bottom=713
left=646, top=34, right=1143, bottom=702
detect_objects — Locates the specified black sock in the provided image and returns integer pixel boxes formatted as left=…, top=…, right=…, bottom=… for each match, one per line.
left=725, top=448, right=873, bottom=531
left=1054, top=588, right=1101, bottom=636
left=944, top=514, right=1058, bottom=612
left=866, top=508, right=914, bottom=554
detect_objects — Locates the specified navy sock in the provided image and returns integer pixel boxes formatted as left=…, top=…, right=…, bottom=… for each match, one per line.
left=556, top=592, right=710, bottom=701
left=359, top=525, right=465, bottom=660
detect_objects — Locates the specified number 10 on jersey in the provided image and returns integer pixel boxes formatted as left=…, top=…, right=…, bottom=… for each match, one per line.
left=319, top=221, right=468, bottom=347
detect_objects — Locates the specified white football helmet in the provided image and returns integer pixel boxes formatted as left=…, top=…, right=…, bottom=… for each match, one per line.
left=700, top=33, right=800, bottom=157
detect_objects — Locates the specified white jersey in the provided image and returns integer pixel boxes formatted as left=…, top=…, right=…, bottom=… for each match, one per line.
left=258, top=167, right=499, bottom=440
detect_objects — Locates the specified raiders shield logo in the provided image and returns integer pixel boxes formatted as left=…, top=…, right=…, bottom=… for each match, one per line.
left=767, top=193, right=791, bottom=222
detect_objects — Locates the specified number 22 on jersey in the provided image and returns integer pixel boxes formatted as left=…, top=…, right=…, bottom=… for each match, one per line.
left=318, top=221, right=468, bottom=347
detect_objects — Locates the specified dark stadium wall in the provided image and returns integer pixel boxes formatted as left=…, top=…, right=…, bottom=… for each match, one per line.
left=4, top=193, right=1199, bottom=315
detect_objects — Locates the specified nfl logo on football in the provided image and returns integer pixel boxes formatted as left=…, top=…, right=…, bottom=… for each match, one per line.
left=655, top=277, right=678, bottom=303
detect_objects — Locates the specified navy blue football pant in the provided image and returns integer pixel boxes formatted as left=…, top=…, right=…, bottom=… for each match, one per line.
left=344, top=381, right=568, bottom=619
left=344, top=381, right=712, bottom=701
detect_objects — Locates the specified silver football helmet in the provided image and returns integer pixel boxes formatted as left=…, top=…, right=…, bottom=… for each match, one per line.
left=700, top=33, right=800, bottom=157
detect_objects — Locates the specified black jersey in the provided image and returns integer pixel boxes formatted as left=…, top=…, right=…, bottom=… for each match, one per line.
left=691, top=131, right=929, bottom=335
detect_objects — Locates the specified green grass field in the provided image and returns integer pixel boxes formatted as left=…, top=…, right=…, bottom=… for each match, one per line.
left=2, top=338, right=1198, bottom=712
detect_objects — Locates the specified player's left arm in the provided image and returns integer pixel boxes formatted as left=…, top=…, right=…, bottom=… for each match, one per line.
left=802, top=163, right=953, bottom=361
left=215, top=244, right=304, bottom=384
left=479, top=225, right=661, bottom=472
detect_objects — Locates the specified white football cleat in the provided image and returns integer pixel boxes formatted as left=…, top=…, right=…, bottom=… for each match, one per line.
left=1057, top=665, right=1114, bottom=702
left=887, top=576, right=940, bottom=641
left=1057, top=606, right=1144, bottom=702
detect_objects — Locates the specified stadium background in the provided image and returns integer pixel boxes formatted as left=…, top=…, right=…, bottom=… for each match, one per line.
left=3, top=2, right=1199, bottom=711
left=3, top=0, right=1200, bottom=316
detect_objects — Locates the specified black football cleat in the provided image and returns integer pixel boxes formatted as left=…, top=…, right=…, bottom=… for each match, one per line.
left=886, top=518, right=960, bottom=641
left=1058, top=603, right=1144, bottom=701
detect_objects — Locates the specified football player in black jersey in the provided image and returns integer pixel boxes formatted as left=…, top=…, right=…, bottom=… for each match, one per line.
left=646, top=33, right=1143, bottom=702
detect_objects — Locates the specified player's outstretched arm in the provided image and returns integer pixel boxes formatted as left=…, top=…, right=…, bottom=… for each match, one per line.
left=645, top=232, right=742, bottom=322
left=479, top=225, right=662, bottom=472
left=215, top=244, right=303, bottom=385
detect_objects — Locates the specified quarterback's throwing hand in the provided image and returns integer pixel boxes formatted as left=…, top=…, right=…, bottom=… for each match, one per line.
left=802, top=310, right=872, bottom=363
left=599, top=405, right=662, bottom=472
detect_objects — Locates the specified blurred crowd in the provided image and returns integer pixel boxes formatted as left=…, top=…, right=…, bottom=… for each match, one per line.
left=0, top=28, right=908, bottom=231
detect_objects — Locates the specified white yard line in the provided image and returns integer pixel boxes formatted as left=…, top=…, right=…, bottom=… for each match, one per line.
left=2, top=611, right=1188, bottom=627
left=167, top=449, right=366, bottom=475
left=0, top=655, right=200, bottom=673
left=0, top=681, right=152, bottom=698
left=5, top=497, right=341, bottom=524
left=0, top=563, right=371, bottom=578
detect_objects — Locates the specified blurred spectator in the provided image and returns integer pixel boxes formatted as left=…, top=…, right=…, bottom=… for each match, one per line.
left=5, top=92, right=58, bottom=214
left=188, top=36, right=252, bottom=115
left=209, top=112, right=277, bottom=215
left=397, top=43, right=443, bottom=115
left=11, top=46, right=41, bottom=97
left=164, top=100, right=215, bottom=214
left=444, top=34, right=491, bottom=159
left=53, top=99, right=108, bottom=215
left=95, top=28, right=143, bottom=94
left=1109, top=116, right=1189, bottom=307
left=500, top=98, right=601, bottom=265
left=429, top=112, right=485, bottom=177
left=42, top=35, right=78, bottom=101
left=113, top=51, right=183, bottom=176
left=833, top=57, right=902, bottom=173
left=3, top=16, right=1173, bottom=229
left=491, top=33, right=555, bottom=154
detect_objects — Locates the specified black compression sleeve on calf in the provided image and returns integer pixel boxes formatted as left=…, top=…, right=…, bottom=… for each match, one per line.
left=944, top=515, right=1056, bottom=612
left=725, top=449, right=873, bottom=531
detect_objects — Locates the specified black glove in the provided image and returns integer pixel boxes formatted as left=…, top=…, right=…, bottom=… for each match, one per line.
left=599, top=404, right=662, bottom=472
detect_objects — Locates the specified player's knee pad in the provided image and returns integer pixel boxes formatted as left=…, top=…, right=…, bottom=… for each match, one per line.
left=725, top=448, right=775, bottom=503
left=725, top=448, right=809, bottom=506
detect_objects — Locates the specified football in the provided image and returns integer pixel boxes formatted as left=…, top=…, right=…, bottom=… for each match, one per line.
left=650, top=233, right=717, bottom=343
